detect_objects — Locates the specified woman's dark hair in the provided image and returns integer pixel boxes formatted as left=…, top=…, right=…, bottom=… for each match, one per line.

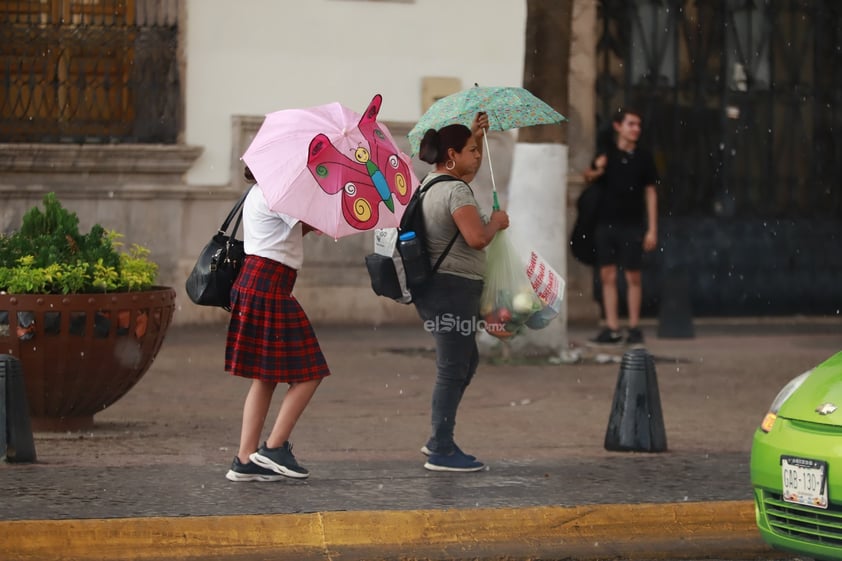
left=418, top=124, right=473, bottom=164
left=244, top=166, right=255, bottom=182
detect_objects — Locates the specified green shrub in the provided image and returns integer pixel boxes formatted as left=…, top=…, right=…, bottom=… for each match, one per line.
left=0, top=193, right=158, bottom=294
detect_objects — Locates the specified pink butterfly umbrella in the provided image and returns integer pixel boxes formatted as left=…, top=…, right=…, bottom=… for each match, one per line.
left=242, top=94, right=418, bottom=240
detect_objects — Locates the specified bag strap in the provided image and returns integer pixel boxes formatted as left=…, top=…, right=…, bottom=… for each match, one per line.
left=416, top=175, right=462, bottom=274
left=219, top=187, right=251, bottom=236
left=431, top=230, right=459, bottom=274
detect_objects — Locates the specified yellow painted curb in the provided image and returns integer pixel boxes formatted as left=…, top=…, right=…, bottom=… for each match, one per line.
left=2, top=500, right=775, bottom=561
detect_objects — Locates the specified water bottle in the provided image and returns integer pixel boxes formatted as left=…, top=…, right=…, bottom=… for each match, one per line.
left=398, top=231, right=429, bottom=287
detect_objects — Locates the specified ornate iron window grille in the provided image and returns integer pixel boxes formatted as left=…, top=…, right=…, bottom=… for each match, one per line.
left=0, top=0, right=180, bottom=143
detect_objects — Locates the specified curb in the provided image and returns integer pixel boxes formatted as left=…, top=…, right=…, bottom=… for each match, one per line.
left=2, top=500, right=778, bottom=561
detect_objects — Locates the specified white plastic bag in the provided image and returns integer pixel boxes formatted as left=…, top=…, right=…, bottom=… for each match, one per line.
left=479, top=231, right=543, bottom=339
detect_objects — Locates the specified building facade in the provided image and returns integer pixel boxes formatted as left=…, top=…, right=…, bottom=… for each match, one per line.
left=2, top=0, right=838, bottom=328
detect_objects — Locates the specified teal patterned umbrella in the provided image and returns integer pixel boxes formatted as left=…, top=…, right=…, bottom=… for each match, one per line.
left=408, top=85, right=566, bottom=209
left=407, top=85, right=566, bottom=156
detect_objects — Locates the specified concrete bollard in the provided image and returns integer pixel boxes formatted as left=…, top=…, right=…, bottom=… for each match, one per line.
left=0, top=355, right=37, bottom=463
left=604, top=348, right=667, bottom=453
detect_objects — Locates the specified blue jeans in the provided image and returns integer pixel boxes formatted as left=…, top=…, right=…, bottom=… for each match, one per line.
left=413, top=273, right=483, bottom=455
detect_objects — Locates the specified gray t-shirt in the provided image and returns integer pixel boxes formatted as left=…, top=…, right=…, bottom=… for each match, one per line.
left=420, top=174, right=486, bottom=280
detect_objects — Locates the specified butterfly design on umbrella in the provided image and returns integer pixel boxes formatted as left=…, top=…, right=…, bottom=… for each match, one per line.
left=307, top=94, right=413, bottom=230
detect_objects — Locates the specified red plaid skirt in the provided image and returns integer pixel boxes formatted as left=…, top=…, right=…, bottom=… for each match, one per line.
left=225, top=255, right=330, bottom=383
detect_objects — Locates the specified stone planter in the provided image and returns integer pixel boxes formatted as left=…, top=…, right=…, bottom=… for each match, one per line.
left=0, top=287, right=176, bottom=431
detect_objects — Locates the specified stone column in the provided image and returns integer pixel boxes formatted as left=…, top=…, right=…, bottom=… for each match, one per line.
left=566, top=0, right=601, bottom=326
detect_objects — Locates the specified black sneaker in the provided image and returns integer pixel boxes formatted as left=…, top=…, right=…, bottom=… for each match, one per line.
left=420, top=443, right=476, bottom=461
left=225, top=457, right=283, bottom=482
left=424, top=449, right=485, bottom=473
left=250, top=441, right=310, bottom=479
left=625, top=327, right=645, bottom=346
left=589, top=328, right=623, bottom=346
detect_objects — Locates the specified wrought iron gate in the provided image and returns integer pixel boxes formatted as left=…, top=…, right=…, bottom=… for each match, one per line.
left=597, top=0, right=842, bottom=316
left=0, top=0, right=180, bottom=143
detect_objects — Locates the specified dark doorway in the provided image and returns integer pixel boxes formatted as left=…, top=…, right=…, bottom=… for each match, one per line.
left=596, top=0, right=842, bottom=316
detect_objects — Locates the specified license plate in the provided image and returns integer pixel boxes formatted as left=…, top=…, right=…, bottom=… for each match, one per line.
left=781, top=456, right=829, bottom=509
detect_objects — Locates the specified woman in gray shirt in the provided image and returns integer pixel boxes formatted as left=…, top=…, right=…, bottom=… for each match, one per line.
left=414, top=113, right=509, bottom=472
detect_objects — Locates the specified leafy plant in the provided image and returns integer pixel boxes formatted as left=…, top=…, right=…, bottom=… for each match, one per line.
left=0, top=193, right=159, bottom=294
left=118, top=242, right=159, bottom=291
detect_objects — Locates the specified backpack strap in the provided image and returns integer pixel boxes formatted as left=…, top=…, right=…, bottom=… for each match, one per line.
left=416, top=175, right=463, bottom=274
left=416, top=173, right=453, bottom=195
left=431, top=233, right=459, bottom=273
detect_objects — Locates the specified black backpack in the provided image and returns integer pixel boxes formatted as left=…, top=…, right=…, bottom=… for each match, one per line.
left=569, top=181, right=601, bottom=266
left=364, top=175, right=460, bottom=303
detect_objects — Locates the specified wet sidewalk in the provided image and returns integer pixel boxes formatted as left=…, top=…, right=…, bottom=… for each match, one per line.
left=2, top=317, right=839, bottom=560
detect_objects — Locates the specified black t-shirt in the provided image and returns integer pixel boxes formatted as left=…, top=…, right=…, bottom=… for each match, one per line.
left=596, top=145, right=659, bottom=226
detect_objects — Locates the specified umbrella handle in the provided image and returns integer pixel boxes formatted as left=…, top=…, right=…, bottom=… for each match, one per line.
left=483, top=132, right=500, bottom=211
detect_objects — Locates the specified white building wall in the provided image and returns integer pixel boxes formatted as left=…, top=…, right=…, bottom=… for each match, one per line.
left=183, top=0, right=527, bottom=187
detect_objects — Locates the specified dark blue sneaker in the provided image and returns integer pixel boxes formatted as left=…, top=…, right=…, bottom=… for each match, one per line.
left=250, top=441, right=309, bottom=479
left=420, top=443, right=476, bottom=461
left=424, top=449, right=485, bottom=472
left=225, top=457, right=283, bottom=482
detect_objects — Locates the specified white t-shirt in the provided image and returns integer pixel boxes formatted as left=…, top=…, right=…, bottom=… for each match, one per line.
left=243, top=185, right=304, bottom=270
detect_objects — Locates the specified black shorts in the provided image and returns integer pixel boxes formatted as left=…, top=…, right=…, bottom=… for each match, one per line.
left=594, top=222, right=645, bottom=270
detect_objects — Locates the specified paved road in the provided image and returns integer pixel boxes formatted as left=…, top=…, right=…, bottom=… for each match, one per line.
left=2, top=317, right=838, bottom=560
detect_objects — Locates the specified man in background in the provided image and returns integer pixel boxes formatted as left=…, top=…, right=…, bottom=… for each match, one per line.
left=583, top=108, right=659, bottom=346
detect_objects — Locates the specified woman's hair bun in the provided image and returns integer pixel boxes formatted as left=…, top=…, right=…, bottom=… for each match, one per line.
left=418, top=128, right=439, bottom=164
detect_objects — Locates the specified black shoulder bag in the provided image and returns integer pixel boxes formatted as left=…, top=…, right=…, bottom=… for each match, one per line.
left=185, top=188, right=249, bottom=311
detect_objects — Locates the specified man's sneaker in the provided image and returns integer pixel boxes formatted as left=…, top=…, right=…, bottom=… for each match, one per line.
left=625, top=327, right=645, bottom=346
left=589, top=328, right=623, bottom=346
left=250, top=441, right=309, bottom=479
left=424, top=449, right=485, bottom=472
left=225, top=457, right=283, bottom=482
left=420, top=443, right=476, bottom=461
